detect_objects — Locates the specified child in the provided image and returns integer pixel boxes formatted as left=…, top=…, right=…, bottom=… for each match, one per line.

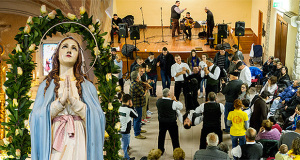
left=275, top=144, right=293, bottom=160
left=119, top=94, right=138, bottom=160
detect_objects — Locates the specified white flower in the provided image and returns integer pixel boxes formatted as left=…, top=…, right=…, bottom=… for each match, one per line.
left=15, top=129, right=20, bottom=136
left=15, top=149, right=21, bottom=157
left=3, top=138, right=10, bottom=146
left=96, top=19, right=101, bottom=26
left=115, top=86, right=121, bottom=92
left=115, top=122, right=121, bottom=130
left=97, top=91, right=100, bottom=95
left=24, top=24, right=31, bottom=34
left=67, top=13, right=76, bottom=20
left=88, top=25, right=95, bottom=33
left=17, top=67, right=23, bottom=75
left=28, top=44, right=36, bottom=51
left=106, top=73, right=112, bottom=82
left=13, top=99, right=18, bottom=106
left=79, top=6, right=86, bottom=15
left=108, top=103, right=113, bottom=110
left=40, top=5, right=47, bottom=15
left=48, top=10, right=57, bottom=19
left=27, top=16, right=33, bottom=24
left=93, top=47, right=100, bottom=56
left=16, top=44, right=22, bottom=53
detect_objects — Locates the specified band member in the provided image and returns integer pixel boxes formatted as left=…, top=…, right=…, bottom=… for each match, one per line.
left=183, top=12, right=195, bottom=40
left=171, top=1, right=187, bottom=37
left=204, top=7, right=214, bottom=45
left=110, top=14, right=122, bottom=44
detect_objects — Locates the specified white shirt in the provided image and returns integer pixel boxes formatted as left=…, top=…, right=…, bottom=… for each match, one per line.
left=171, top=62, right=191, bottom=81
left=199, top=61, right=207, bottom=70
left=231, top=141, right=263, bottom=158
left=200, top=64, right=220, bottom=80
left=239, top=66, right=252, bottom=87
left=177, top=109, right=203, bottom=125
left=162, top=97, right=183, bottom=110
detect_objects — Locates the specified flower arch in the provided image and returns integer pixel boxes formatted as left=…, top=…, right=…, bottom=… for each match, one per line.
left=0, top=5, right=121, bottom=160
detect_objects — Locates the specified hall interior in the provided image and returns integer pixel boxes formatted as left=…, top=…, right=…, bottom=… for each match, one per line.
left=1, top=0, right=300, bottom=159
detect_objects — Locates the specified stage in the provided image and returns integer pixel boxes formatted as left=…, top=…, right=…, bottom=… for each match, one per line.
left=112, top=27, right=251, bottom=79
left=111, top=27, right=229, bottom=53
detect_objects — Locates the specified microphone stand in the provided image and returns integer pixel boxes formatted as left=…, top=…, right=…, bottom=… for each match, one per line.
left=137, top=7, right=151, bottom=44
left=155, top=7, right=168, bottom=44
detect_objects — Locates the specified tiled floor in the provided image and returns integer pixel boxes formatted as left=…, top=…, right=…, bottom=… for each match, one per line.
left=121, top=80, right=257, bottom=160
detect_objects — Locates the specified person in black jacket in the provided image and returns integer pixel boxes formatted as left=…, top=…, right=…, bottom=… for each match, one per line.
left=184, top=66, right=201, bottom=111
left=157, top=47, right=175, bottom=89
left=110, top=14, right=122, bottom=43
left=281, top=90, right=300, bottom=122
left=277, top=66, right=291, bottom=90
left=262, top=56, right=274, bottom=77
left=204, top=7, right=214, bottom=45
left=144, top=52, right=158, bottom=97
left=221, top=71, right=243, bottom=133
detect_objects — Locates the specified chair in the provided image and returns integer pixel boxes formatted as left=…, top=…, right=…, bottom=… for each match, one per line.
left=250, top=66, right=263, bottom=93
left=256, top=139, right=279, bottom=159
left=250, top=45, right=263, bottom=66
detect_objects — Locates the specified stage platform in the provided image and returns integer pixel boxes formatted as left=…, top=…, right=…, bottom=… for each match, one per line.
left=111, top=27, right=250, bottom=80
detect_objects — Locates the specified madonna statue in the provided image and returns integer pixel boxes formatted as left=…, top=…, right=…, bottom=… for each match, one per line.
left=30, top=37, right=105, bottom=160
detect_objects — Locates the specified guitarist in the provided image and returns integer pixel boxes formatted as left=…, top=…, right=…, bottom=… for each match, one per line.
left=110, top=14, right=122, bottom=44
left=183, top=12, right=195, bottom=40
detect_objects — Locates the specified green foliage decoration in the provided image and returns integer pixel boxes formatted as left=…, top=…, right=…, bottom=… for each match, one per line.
left=0, top=6, right=121, bottom=160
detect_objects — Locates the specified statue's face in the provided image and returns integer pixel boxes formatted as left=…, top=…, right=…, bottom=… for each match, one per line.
left=58, top=39, right=79, bottom=67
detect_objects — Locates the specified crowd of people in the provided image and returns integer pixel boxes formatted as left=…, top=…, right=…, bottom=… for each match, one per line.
left=114, top=43, right=300, bottom=159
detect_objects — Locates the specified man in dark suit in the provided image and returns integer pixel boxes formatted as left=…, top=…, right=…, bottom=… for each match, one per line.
left=157, top=47, right=175, bottom=89
left=204, top=7, right=214, bottom=45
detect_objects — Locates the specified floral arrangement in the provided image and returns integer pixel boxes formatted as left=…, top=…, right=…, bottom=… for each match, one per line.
left=0, top=5, right=121, bottom=160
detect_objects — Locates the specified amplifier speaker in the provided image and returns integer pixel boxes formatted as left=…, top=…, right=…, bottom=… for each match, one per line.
left=119, top=23, right=128, bottom=38
left=218, top=24, right=228, bottom=38
left=130, top=25, right=140, bottom=40
left=235, top=21, right=245, bottom=36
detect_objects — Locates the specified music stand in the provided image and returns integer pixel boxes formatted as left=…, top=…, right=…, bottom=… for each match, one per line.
left=155, top=7, right=168, bottom=45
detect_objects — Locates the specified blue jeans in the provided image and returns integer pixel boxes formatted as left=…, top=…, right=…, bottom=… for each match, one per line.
left=224, top=102, right=234, bottom=132
left=133, top=107, right=143, bottom=136
left=160, top=70, right=171, bottom=89
left=270, top=99, right=284, bottom=114
left=230, top=135, right=246, bottom=148
left=200, top=79, right=207, bottom=93
left=121, top=133, right=130, bottom=159
left=147, top=74, right=158, bottom=95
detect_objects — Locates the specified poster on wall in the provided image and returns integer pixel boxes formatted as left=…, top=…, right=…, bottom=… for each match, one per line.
left=42, top=43, right=57, bottom=76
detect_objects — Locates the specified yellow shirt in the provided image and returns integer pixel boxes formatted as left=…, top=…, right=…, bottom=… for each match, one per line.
left=288, top=150, right=300, bottom=160
left=227, top=109, right=248, bottom=136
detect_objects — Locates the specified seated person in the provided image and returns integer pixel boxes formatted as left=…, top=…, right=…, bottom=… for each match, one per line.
left=110, top=14, right=122, bottom=43
left=287, top=137, right=300, bottom=159
left=255, top=119, right=281, bottom=141
left=281, top=90, right=300, bottom=121
left=279, top=121, right=300, bottom=150
left=268, top=80, right=300, bottom=116
left=260, top=76, right=278, bottom=103
left=232, top=44, right=244, bottom=61
left=193, top=133, right=230, bottom=160
left=277, top=66, right=291, bottom=90
left=173, top=148, right=185, bottom=160
left=218, top=142, right=229, bottom=154
left=140, top=149, right=162, bottom=160
left=182, top=12, right=195, bottom=40
left=283, top=105, right=300, bottom=130
left=275, top=144, right=292, bottom=160
left=269, top=116, right=282, bottom=133
left=262, top=56, right=274, bottom=77
left=231, top=128, right=263, bottom=159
